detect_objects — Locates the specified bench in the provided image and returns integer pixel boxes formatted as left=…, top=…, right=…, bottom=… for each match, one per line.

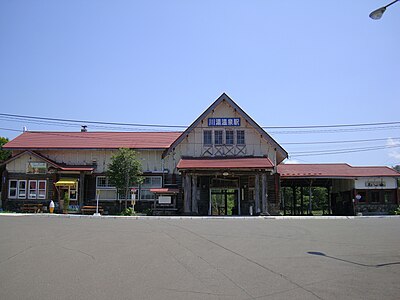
left=152, top=207, right=178, bottom=216
left=21, top=204, right=43, bottom=213
left=81, top=205, right=104, bottom=215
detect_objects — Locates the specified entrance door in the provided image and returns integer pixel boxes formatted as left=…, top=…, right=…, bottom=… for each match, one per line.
left=209, top=189, right=239, bottom=216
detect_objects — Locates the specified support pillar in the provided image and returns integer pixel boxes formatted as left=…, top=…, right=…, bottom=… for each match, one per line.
left=255, top=174, right=260, bottom=214
left=79, top=172, right=85, bottom=208
left=183, top=174, right=191, bottom=214
left=301, top=186, right=304, bottom=215
left=328, top=186, right=332, bottom=215
left=191, top=175, right=198, bottom=214
left=292, top=186, right=296, bottom=215
left=261, top=173, right=267, bottom=214
left=308, top=181, right=313, bottom=215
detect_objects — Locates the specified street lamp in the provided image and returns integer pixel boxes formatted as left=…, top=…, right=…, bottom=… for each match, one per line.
left=369, top=0, right=399, bottom=19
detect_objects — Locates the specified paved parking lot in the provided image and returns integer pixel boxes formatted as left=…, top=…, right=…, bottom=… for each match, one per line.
left=0, top=215, right=399, bottom=299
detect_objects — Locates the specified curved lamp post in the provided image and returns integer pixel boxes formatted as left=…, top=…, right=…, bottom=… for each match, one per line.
left=369, top=0, right=399, bottom=19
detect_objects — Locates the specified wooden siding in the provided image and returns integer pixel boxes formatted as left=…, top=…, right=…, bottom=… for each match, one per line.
left=6, top=149, right=165, bottom=174
left=164, top=100, right=278, bottom=173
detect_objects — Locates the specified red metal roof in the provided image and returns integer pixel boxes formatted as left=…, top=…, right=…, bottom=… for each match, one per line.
left=278, top=163, right=400, bottom=178
left=4, top=131, right=182, bottom=150
left=177, top=157, right=274, bottom=170
left=150, top=188, right=179, bottom=194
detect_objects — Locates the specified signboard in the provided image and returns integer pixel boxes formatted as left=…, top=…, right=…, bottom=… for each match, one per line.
left=27, top=162, right=47, bottom=174
left=208, top=118, right=240, bottom=127
left=158, top=196, right=172, bottom=204
left=365, top=181, right=386, bottom=187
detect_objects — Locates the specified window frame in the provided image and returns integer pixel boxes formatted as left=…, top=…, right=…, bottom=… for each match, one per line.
left=8, top=180, right=18, bottom=199
left=18, top=180, right=27, bottom=199
left=203, top=130, right=212, bottom=146
left=226, top=130, right=234, bottom=145
left=28, top=180, right=38, bottom=199
left=237, top=130, right=245, bottom=145
left=96, top=176, right=115, bottom=188
left=38, top=180, right=47, bottom=199
left=214, top=130, right=223, bottom=145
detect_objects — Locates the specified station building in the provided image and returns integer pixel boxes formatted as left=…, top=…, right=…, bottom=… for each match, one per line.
left=2, top=93, right=399, bottom=215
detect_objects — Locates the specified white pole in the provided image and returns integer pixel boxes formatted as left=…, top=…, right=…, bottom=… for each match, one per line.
left=94, top=190, right=101, bottom=216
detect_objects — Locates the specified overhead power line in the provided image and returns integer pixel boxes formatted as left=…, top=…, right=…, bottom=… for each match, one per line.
left=0, top=113, right=187, bottom=129
left=1, top=112, right=400, bottom=131
left=1, top=125, right=399, bottom=157
left=290, top=144, right=400, bottom=157
left=281, top=137, right=400, bottom=145
left=263, top=121, right=400, bottom=129
left=1, top=125, right=399, bottom=147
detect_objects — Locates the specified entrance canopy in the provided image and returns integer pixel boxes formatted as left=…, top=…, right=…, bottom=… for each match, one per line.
left=55, top=179, right=78, bottom=187
left=177, top=157, right=274, bottom=170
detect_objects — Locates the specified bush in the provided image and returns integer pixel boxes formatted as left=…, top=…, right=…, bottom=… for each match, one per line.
left=120, top=207, right=136, bottom=216
left=389, top=206, right=400, bottom=215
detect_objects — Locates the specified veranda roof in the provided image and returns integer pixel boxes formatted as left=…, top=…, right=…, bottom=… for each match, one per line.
left=177, top=157, right=274, bottom=170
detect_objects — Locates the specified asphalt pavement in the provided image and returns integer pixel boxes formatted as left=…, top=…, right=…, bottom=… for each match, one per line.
left=0, top=215, right=399, bottom=299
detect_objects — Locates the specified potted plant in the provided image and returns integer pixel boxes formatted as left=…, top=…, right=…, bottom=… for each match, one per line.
left=63, top=193, right=70, bottom=214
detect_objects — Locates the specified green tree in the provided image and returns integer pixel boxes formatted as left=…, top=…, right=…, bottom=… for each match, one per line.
left=107, top=148, right=143, bottom=212
left=0, top=137, right=11, bottom=162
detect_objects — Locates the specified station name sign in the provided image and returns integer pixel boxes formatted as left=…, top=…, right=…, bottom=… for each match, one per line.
left=208, top=118, right=241, bottom=127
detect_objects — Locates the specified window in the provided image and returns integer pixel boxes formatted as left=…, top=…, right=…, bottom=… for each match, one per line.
left=96, top=176, right=117, bottom=201
left=38, top=181, right=46, bottom=199
left=384, top=191, right=395, bottom=204
left=96, top=176, right=114, bottom=188
left=215, top=130, right=223, bottom=145
left=142, top=176, right=162, bottom=188
left=96, top=176, right=161, bottom=201
left=237, top=130, right=245, bottom=145
left=140, top=190, right=156, bottom=200
left=28, top=180, right=37, bottom=199
left=9, top=180, right=46, bottom=200
left=203, top=130, right=212, bottom=145
left=226, top=130, right=234, bottom=145
left=370, top=191, right=380, bottom=203
left=8, top=180, right=18, bottom=199
left=18, top=180, right=27, bottom=198
left=69, top=189, right=77, bottom=201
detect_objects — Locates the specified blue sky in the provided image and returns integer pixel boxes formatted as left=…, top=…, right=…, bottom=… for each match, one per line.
left=1, top=1, right=399, bottom=166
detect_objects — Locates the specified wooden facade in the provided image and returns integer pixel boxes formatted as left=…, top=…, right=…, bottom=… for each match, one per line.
left=2, top=93, right=399, bottom=215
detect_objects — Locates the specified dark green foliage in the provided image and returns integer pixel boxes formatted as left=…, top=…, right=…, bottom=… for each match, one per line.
left=0, top=137, right=11, bottom=162
left=120, top=207, right=136, bottom=216
left=107, top=148, right=143, bottom=210
left=389, top=206, right=400, bottom=215
left=281, top=186, right=329, bottom=215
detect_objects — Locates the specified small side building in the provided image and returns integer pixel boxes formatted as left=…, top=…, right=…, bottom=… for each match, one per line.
left=278, top=164, right=400, bottom=215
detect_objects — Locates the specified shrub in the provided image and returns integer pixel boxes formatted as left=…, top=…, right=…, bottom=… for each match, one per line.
left=389, top=206, right=400, bottom=215
left=120, top=207, right=136, bottom=216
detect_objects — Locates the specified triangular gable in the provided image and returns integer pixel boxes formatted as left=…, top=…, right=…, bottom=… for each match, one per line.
left=3, top=150, right=95, bottom=172
left=163, top=93, right=288, bottom=163
left=2, top=150, right=60, bottom=168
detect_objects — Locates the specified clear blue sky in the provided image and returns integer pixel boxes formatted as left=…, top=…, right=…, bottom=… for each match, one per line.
left=1, top=1, right=399, bottom=166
